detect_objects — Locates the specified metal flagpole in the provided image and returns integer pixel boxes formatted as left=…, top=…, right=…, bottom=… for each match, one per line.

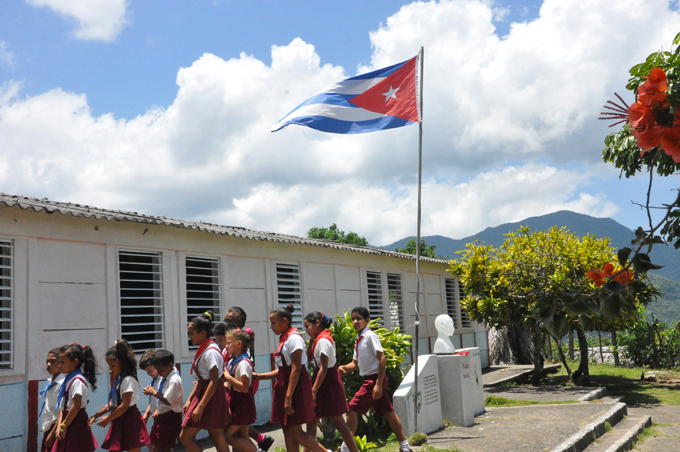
left=413, top=45, right=424, bottom=434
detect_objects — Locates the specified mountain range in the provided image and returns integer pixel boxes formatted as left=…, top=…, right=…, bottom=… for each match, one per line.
left=378, top=210, right=680, bottom=325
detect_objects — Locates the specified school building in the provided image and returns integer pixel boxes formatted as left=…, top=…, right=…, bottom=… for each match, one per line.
left=0, top=193, right=489, bottom=452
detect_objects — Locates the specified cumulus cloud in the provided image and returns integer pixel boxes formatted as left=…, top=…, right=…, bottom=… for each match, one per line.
left=2, top=0, right=680, bottom=243
left=27, top=0, right=129, bottom=42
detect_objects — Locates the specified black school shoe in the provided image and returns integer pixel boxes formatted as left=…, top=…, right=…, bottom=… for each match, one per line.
left=259, top=434, right=275, bottom=452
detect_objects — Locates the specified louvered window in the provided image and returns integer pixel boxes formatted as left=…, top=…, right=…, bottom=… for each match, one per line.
left=459, top=280, right=472, bottom=329
left=366, top=271, right=384, bottom=325
left=387, top=273, right=404, bottom=331
left=276, top=263, right=303, bottom=328
left=119, top=251, right=164, bottom=352
left=445, top=278, right=458, bottom=329
left=186, top=256, right=222, bottom=350
left=0, top=240, right=13, bottom=369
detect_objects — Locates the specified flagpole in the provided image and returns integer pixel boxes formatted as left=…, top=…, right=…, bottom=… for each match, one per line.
left=413, top=45, right=424, bottom=434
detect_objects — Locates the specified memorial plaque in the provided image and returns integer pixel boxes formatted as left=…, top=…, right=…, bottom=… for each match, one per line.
left=393, top=354, right=443, bottom=436
left=458, top=347, right=485, bottom=415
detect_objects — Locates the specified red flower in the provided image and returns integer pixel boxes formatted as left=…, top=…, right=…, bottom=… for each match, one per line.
left=628, top=102, right=656, bottom=129
left=660, top=127, right=680, bottom=163
left=639, top=67, right=668, bottom=96
left=587, top=263, right=632, bottom=287
left=633, top=123, right=663, bottom=153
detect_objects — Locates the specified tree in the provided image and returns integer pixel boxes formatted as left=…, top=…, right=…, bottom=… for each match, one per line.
left=449, top=226, right=654, bottom=385
left=307, top=223, right=368, bottom=246
left=395, top=237, right=441, bottom=258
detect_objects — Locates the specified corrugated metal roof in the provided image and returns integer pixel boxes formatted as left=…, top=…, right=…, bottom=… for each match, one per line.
left=0, top=193, right=449, bottom=265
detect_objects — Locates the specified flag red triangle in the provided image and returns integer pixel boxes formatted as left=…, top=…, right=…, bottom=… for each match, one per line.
left=349, top=56, right=419, bottom=122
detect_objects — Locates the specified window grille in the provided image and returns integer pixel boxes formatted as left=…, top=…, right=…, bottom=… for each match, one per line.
left=366, top=271, right=384, bottom=325
left=0, top=240, right=13, bottom=369
left=459, top=280, right=472, bottom=329
left=387, top=273, right=404, bottom=331
left=186, top=256, right=222, bottom=350
left=119, top=251, right=164, bottom=352
left=445, top=278, right=458, bottom=329
left=276, top=263, right=303, bottom=328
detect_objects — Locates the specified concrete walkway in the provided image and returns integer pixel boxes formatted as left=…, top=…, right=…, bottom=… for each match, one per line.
left=482, top=364, right=561, bottom=387
left=628, top=405, right=680, bottom=452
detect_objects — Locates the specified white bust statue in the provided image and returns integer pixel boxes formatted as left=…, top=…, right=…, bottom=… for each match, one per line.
left=433, top=314, right=456, bottom=354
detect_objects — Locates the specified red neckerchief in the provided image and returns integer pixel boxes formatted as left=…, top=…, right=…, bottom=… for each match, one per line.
left=311, top=330, right=334, bottom=366
left=190, top=338, right=219, bottom=375
left=275, top=326, right=299, bottom=358
left=355, top=328, right=369, bottom=356
left=221, top=349, right=230, bottom=369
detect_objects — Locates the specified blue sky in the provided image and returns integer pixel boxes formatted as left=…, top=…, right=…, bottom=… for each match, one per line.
left=1, top=0, right=679, bottom=245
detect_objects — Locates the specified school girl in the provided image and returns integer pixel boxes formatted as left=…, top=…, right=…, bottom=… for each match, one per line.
left=338, top=307, right=411, bottom=452
left=303, top=312, right=359, bottom=452
left=144, top=350, right=184, bottom=452
left=224, top=327, right=265, bottom=452
left=255, top=304, right=329, bottom=452
left=224, top=306, right=274, bottom=452
left=180, top=311, right=231, bottom=452
left=90, top=339, right=151, bottom=452
left=51, top=343, right=99, bottom=452
left=39, top=347, right=65, bottom=452
left=214, top=321, right=237, bottom=365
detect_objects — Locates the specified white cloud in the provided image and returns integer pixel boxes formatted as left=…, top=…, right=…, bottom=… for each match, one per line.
left=0, top=42, right=16, bottom=69
left=2, top=0, right=680, bottom=244
left=27, top=0, right=129, bottom=42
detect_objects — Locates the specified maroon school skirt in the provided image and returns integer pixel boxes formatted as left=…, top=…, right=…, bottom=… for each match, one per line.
left=150, top=411, right=183, bottom=449
left=51, top=408, right=98, bottom=452
left=101, top=404, right=151, bottom=451
left=312, top=365, right=349, bottom=418
left=271, top=365, right=315, bottom=426
left=41, top=423, right=55, bottom=452
left=182, top=377, right=231, bottom=430
left=228, top=386, right=257, bottom=426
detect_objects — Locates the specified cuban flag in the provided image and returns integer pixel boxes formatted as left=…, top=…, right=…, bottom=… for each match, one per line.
left=272, top=55, right=420, bottom=134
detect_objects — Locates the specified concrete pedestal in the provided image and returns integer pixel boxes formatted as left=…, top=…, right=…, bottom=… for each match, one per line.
left=393, top=354, right=443, bottom=436
left=436, top=354, right=475, bottom=427
left=458, top=347, right=485, bottom=416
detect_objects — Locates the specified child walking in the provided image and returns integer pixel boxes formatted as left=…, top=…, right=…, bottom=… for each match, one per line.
left=224, top=327, right=265, bottom=452
left=39, top=347, right=65, bottom=452
left=338, top=307, right=411, bottom=452
left=143, top=350, right=184, bottom=452
left=139, top=349, right=160, bottom=427
left=51, top=343, right=99, bottom=452
left=90, top=339, right=151, bottom=452
left=303, top=312, right=359, bottom=452
left=180, top=311, right=231, bottom=452
left=255, top=305, right=329, bottom=452
left=224, top=306, right=274, bottom=452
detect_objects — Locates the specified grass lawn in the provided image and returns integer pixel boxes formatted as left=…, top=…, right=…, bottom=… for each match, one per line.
left=544, top=360, right=680, bottom=406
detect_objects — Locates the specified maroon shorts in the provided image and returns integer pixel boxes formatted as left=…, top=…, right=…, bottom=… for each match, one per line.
left=101, top=404, right=151, bottom=451
left=348, top=374, right=394, bottom=416
left=150, top=411, right=182, bottom=449
left=41, top=423, right=55, bottom=452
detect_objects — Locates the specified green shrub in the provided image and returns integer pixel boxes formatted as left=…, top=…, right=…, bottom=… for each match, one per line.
left=618, top=315, right=680, bottom=369
left=330, top=311, right=412, bottom=436
left=409, top=432, right=428, bottom=446
left=354, top=435, right=377, bottom=452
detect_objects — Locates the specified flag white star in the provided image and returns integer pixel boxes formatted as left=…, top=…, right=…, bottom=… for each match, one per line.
left=382, top=86, right=399, bottom=102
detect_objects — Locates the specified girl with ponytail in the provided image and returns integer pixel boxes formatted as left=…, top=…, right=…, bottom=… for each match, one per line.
left=51, top=343, right=99, bottom=452
left=256, top=305, right=329, bottom=452
left=303, top=312, right=358, bottom=452
left=89, top=339, right=151, bottom=452
left=180, top=311, right=231, bottom=452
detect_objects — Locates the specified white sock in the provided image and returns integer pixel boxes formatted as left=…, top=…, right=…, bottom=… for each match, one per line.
left=257, top=449, right=264, bottom=452
left=340, top=442, right=350, bottom=452
left=399, top=440, right=411, bottom=450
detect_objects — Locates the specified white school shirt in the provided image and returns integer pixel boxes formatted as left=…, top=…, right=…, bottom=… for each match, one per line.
left=157, top=372, right=184, bottom=414
left=352, top=328, right=383, bottom=377
left=312, top=337, right=336, bottom=368
left=64, top=377, right=89, bottom=411
left=118, top=375, right=140, bottom=406
left=42, top=373, right=66, bottom=431
left=226, top=359, right=253, bottom=392
left=274, top=334, right=307, bottom=367
left=148, top=376, right=162, bottom=413
left=195, top=347, right=224, bottom=380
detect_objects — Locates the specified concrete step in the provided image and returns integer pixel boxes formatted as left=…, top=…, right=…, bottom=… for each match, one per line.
left=550, top=402, right=628, bottom=452
left=581, top=413, right=652, bottom=452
